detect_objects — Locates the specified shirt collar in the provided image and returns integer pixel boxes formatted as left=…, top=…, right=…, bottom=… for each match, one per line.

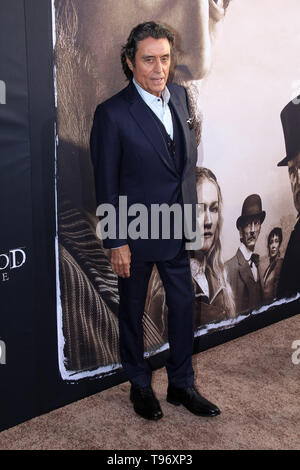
left=239, top=242, right=253, bottom=261
left=133, top=78, right=170, bottom=106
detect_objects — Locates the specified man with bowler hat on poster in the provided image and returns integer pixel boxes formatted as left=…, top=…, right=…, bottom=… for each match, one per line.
left=90, top=22, right=220, bottom=420
left=276, top=97, right=300, bottom=299
left=225, top=195, right=266, bottom=314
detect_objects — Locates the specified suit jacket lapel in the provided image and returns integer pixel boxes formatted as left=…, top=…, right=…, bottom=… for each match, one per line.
left=127, top=82, right=178, bottom=177
left=169, top=92, right=188, bottom=176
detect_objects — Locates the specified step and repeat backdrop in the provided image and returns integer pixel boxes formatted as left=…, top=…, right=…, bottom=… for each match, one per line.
left=1, top=0, right=300, bottom=431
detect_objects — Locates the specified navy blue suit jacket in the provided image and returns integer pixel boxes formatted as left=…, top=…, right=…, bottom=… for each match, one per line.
left=90, top=81, right=198, bottom=261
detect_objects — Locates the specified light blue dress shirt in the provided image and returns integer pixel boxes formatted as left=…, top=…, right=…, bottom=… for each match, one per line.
left=133, top=78, right=173, bottom=139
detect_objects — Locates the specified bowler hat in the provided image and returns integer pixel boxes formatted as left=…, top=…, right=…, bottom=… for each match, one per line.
left=236, top=194, right=266, bottom=229
left=277, top=96, right=300, bottom=166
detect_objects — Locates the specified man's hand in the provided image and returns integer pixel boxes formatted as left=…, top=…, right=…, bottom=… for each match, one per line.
left=110, top=244, right=131, bottom=278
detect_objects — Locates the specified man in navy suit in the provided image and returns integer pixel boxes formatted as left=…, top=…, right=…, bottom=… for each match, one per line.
left=90, top=22, right=220, bottom=420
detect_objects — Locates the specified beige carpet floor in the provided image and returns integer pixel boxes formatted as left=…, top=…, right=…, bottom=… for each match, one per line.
left=0, top=314, right=299, bottom=450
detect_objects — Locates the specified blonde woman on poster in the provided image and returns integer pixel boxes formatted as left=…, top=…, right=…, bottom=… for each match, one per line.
left=190, top=167, right=236, bottom=327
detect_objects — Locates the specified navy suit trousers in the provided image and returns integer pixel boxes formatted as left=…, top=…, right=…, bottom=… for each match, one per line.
left=118, top=242, right=195, bottom=388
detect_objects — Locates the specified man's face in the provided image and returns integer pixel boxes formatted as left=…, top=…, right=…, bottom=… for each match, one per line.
left=239, top=217, right=261, bottom=252
left=288, top=152, right=300, bottom=214
left=126, top=37, right=171, bottom=97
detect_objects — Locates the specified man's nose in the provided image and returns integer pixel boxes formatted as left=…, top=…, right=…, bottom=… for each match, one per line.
left=154, top=59, right=163, bottom=74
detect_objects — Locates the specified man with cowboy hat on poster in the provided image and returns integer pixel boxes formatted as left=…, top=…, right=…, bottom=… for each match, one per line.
left=225, top=194, right=266, bottom=314
left=276, top=97, right=300, bottom=299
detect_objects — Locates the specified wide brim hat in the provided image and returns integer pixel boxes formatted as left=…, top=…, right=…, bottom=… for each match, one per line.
left=278, top=96, right=300, bottom=166
left=236, top=194, right=266, bottom=229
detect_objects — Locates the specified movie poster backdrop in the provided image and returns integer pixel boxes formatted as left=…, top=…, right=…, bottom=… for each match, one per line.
left=54, top=0, right=300, bottom=383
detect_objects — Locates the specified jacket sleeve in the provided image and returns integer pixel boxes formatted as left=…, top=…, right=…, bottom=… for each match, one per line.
left=90, top=104, right=128, bottom=249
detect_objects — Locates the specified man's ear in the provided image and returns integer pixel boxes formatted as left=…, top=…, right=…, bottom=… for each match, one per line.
left=126, top=56, right=134, bottom=72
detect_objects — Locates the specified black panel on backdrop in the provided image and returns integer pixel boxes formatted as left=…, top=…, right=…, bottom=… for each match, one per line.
left=0, top=0, right=37, bottom=430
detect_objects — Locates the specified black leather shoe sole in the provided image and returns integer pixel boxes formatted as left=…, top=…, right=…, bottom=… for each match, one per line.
left=132, top=406, right=163, bottom=421
left=167, top=393, right=221, bottom=417
left=167, top=396, right=220, bottom=416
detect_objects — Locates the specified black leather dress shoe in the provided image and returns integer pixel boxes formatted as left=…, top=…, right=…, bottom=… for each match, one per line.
left=130, top=386, right=163, bottom=420
left=167, top=385, right=221, bottom=417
